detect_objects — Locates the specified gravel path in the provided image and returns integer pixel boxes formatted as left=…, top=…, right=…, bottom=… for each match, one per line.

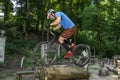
left=0, top=59, right=119, bottom=80
left=88, top=64, right=118, bottom=80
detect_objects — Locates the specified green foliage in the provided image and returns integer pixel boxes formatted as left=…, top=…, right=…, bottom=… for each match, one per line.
left=81, top=5, right=106, bottom=31
left=24, top=49, right=33, bottom=57
left=0, top=0, right=119, bottom=59
left=0, top=20, right=4, bottom=28
left=5, top=27, right=36, bottom=55
left=0, top=62, right=4, bottom=68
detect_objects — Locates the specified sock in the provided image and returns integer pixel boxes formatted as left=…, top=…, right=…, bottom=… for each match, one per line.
left=64, top=39, right=72, bottom=45
left=61, top=42, right=70, bottom=51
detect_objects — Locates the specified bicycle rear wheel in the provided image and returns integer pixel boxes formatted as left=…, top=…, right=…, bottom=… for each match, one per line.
left=32, top=41, right=57, bottom=67
left=72, top=44, right=91, bottom=66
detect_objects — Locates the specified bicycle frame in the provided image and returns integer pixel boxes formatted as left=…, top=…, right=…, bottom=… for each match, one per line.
left=33, top=25, right=91, bottom=67
left=46, top=27, right=68, bottom=58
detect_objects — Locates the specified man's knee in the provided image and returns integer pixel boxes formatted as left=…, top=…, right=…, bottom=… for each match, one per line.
left=58, top=36, right=64, bottom=43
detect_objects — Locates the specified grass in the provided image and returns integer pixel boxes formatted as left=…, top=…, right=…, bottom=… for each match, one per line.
left=0, top=70, right=16, bottom=80
left=0, top=62, right=4, bottom=68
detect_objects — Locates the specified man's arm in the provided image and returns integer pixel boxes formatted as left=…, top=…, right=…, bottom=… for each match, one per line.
left=53, top=24, right=61, bottom=31
left=50, top=16, right=61, bottom=26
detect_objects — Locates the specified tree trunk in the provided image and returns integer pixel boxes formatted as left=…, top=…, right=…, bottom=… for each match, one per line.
left=34, top=65, right=89, bottom=80
left=23, top=0, right=30, bottom=38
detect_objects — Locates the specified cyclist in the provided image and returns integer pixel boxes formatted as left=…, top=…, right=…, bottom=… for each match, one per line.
left=47, top=9, right=77, bottom=58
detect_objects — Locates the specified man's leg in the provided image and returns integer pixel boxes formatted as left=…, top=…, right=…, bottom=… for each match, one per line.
left=71, top=43, right=76, bottom=49
left=58, top=36, right=73, bottom=58
left=59, top=36, right=70, bottom=51
left=64, top=39, right=76, bottom=50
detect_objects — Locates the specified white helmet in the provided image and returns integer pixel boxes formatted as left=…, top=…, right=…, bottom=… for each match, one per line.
left=47, top=9, right=54, bottom=19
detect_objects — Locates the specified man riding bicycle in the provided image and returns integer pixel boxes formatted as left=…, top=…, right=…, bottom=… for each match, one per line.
left=47, top=9, right=77, bottom=59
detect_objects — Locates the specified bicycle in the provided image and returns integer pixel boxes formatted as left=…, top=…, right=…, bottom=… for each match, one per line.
left=32, top=25, right=91, bottom=67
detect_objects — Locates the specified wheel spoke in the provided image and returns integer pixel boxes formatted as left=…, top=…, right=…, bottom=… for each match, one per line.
left=33, top=41, right=58, bottom=67
left=76, top=56, right=82, bottom=64
left=72, top=44, right=90, bottom=66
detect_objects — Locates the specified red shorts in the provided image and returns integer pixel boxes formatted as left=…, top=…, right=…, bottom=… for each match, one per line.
left=61, top=26, right=77, bottom=39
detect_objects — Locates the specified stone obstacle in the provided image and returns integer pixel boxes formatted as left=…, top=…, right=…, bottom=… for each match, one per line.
left=117, top=60, right=120, bottom=79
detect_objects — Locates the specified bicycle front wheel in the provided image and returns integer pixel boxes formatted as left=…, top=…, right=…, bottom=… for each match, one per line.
left=45, top=42, right=58, bottom=66
left=72, top=44, right=91, bottom=66
left=32, top=41, right=57, bottom=67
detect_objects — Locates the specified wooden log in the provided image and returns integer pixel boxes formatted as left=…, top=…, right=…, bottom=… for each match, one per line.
left=34, top=65, right=89, bottom=80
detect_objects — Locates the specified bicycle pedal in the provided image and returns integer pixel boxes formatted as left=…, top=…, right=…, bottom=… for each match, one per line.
left=64, top=58, right=70, bottom=60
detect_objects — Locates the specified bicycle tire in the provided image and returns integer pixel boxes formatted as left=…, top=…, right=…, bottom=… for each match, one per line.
left=72, top=44, right=91, bottom=66
left=32, top=41, right=57, bottom=67
left=45, top=42, right=58, bottom=66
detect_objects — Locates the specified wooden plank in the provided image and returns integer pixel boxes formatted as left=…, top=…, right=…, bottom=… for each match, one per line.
left=16, top=71, right=34, bottom=80
left=16, top=71, right=34, bottom=75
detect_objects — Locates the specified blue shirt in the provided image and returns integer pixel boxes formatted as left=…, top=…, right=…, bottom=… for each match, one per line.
left=55, top=12, right=75, bottom=30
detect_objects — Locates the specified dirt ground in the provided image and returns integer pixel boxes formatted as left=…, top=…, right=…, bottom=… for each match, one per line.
left=0, top=64, right=119, bottom=80
left=0, top=55, right=119, bottom=80
left=0, top=54, right=33, bottom=80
